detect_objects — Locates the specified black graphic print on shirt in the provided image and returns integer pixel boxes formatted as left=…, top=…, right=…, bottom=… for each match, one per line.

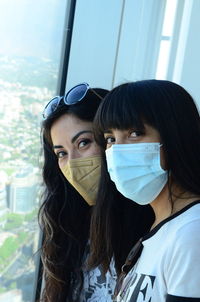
left=119, top=272, right=156, bottom=302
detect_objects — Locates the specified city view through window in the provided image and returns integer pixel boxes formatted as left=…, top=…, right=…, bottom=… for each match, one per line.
left=0, top=1, right=68, bottom=301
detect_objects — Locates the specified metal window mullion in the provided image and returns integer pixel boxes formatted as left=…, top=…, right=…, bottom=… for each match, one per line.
left=56, top=0, right=77, bottom=96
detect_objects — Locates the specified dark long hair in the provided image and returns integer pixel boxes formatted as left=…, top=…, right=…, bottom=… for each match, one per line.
left=89, top=79, right=200, bottom=271
left=39, top=88, right=108, bottom=302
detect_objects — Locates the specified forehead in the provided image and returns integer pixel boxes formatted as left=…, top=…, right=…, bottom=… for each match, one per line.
left=50, top=114, right=93, bottom=144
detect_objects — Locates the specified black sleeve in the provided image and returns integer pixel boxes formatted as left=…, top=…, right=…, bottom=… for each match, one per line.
left=167, top=294, right=200, bottom=302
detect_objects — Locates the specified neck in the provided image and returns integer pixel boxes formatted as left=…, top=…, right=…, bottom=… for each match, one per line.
left=150, top=183, right=171, bottom=229
left=150, top=182, right=200, bottom=230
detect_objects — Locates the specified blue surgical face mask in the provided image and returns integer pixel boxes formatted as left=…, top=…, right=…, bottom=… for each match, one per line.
left=105, top=143, right=168, bottom=205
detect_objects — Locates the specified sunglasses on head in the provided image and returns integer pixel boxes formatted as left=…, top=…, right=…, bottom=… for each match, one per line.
left=43, top=82, right=102, bottom=119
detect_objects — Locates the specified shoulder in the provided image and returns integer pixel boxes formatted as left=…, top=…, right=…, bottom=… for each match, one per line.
left=165, top=215, right=200, bottom=261
left=165, top=216, right=200, bottom=298
left=173, top=215, right=200, bottom=246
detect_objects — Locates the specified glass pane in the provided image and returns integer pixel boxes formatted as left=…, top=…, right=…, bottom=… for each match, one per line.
left=156, top=40, right=171, bottom=80
left=162, top=0, right=178, bottom=36
left=0, top=1, right=68, bottom=301
left=156, top=0, right=178, bottom=80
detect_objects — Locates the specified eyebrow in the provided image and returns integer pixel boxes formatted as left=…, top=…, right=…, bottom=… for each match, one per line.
left=53, top=130, right=93, bottom=149
left=71, top=130, right=93, bottom=143
left=104, top=130, right=113, bottom=134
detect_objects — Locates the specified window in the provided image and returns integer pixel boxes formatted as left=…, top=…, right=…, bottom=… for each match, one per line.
left=156, top=0, right=178, bottom=79
left=0, top=1, right=69, bottom=301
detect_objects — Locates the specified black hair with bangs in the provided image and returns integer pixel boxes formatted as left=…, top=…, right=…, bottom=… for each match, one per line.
left=95, top=82, right=145, bottom=135
left=94, top=79, right=200, bottom=193
left=89, top=79, right=200, bottom=272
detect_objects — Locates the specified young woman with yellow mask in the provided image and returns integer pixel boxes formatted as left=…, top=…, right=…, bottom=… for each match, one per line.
left=39, top=83, right=154, bottom=302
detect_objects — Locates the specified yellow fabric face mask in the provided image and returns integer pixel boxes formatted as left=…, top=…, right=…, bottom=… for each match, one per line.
left=60, top=155, right=102, bottom=206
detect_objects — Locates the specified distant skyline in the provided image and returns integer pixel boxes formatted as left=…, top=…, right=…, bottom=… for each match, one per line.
left=0, top=0, right=68, bottom=61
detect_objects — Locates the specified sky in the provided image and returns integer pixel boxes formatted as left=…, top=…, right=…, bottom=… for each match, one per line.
left=0, top=0, right=68, bottom=60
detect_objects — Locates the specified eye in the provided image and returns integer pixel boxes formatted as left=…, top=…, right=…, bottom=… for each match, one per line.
left=104, top=136, right=115, bottom=147
left=129, top=130, right=144, bottom=138
left=56, top=150, right=67, bottom=159
left=106, top=137, right=115, bottom=144
left=78, top=139, right=92, bottom=149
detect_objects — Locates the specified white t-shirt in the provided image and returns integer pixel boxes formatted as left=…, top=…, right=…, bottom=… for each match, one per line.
left=81, top=258, right=117, bottom=302
left=116, top=201, right=200, bottom=302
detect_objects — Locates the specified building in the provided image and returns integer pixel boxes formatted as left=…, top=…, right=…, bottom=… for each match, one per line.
left=0, top=171, right=9, bottom=228
left=9, top=166, right=38, bottom=213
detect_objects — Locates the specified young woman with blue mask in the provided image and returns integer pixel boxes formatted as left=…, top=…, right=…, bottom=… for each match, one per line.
left=39, top=83, right=154, bottom=302
left=90, top=80, right=200, bottom=302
